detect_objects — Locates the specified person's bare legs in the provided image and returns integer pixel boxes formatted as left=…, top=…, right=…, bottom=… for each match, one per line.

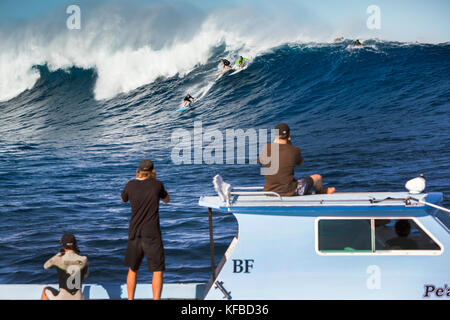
left=127, top=268, right=137, bottom=300
left=310, top=174, right=335, bottom=194
left=152, top=271, right=163, bottom=300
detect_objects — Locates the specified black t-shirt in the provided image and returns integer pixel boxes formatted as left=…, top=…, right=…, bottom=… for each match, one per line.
left=258, top=143, right=304, bottom=196
left=121, top=178, right=168, bottom=240
left=223, top=59, right=230, bottom=66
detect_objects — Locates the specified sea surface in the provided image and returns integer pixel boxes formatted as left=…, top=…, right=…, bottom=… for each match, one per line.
left=0, top=40, right=449, bottom=284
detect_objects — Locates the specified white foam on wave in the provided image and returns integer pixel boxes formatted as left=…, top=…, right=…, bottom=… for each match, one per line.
left=0, top=2, right=330, bottom=102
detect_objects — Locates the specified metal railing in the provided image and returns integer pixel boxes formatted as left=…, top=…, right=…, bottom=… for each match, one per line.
left=230, top=186, right=283, bottom=200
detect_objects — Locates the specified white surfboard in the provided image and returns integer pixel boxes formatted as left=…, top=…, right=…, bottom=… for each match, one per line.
left=230, top=62, right=248, bottom=75
left=216, top=67, right=234, bottom=78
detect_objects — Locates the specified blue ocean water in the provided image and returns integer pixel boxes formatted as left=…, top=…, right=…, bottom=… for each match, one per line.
left=0, top=41, right=449, bottom=285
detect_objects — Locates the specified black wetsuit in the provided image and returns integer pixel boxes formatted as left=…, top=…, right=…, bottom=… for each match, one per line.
left=184, top=95, right=194, bottom=103
left=222, top=59, right=231, bottom=67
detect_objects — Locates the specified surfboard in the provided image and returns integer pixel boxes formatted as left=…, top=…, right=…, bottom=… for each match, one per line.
left=177, top=103, right=191, bottom=112
left=216, top=67, right=233, bottom=77
left=230, top=64, right=247, bottom=75
left=346, top=44, right=364, bottom=50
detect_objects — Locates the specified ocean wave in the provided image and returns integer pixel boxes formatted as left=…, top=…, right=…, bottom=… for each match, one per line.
left=0, top=1, right=354, bottom=102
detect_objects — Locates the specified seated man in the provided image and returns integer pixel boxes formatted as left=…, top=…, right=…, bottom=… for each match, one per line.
left=386, top=220, right=418, bottom=250
left=258, top=123, right=335, bottom=196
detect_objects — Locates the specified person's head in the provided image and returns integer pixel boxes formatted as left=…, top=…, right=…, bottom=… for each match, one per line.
left=275, top=123, right=290, bottom=141
left=394, top=220, right=411, bottom=238
left=60, top=233, right=80, bottom=255
left=136, top=159, right=156, bottom=179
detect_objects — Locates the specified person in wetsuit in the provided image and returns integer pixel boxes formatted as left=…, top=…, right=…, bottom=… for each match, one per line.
left=41, top=233, right=89, bottom=300
left=183, top=94, right=194, bottom=107
left=237, top=56, right=249, bottom=69
left=354, top=39, right=363, bottom=46
left=220, top=58, right=232, bottom=70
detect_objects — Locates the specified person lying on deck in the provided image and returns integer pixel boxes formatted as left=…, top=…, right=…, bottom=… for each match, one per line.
left=257, top=123, right=335, bottom=196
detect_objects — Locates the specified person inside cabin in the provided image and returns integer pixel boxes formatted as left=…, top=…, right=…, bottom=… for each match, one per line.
left=257, top=123, right=335, bottom=196
left=385, top=220, right=418, bottom=250
left=41, top=233, right=89, bottom=300
left=121, top=159, right=170, bottom=300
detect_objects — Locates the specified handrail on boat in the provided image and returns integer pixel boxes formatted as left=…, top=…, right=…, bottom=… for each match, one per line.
left=232, top=186, right=264, bottom=190
left=230, top=191, right=283, bottom=200
left=229, top=186, right=282, bottom=200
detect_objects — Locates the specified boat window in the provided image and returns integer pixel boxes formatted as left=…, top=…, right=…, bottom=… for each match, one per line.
left=435, top=211, right=450, bottom=231
left=318, top=219, right=372, bottom=252
left=375, top=219, right=441, bottom=251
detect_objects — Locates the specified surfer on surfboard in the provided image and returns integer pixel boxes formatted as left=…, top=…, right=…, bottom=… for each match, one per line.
left=220, top=58, right=232, bottom=71
left=183, top=94, right=194, bottom=107
left=237, top=56, right=249, bottom=69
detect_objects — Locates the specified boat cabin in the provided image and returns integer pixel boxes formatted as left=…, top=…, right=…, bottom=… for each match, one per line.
left=199, top=175, right=450, bottom=299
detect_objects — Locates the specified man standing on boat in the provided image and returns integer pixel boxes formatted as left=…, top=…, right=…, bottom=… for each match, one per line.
left=121, top=160, right=170, bottom=300
left=258, top=123, right=335, bottom=196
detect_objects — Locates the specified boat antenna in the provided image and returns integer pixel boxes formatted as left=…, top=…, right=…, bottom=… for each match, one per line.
left=408, top=196, right=450, bottom=213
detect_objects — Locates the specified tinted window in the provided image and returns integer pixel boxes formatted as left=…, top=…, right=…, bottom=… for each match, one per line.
left=318, top=219, right=371, bottom=252
left=436, top=211, right=450, bottom=231
left=375, top=219, right=440, bottom=250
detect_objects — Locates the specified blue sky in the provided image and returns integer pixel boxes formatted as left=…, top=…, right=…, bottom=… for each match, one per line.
left=1, top=0, right=449, bottom=43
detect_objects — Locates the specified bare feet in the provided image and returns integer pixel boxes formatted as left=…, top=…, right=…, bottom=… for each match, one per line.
left=326, top=187, right=335, bottom=194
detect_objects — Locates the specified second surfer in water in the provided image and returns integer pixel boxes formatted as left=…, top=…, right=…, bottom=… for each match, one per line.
left=237, top=56, right=249, bottom=69
left=220, top=58, right=232, bottom=71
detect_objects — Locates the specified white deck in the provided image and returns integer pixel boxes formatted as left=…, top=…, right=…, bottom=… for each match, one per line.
left=0, top=283, right=205, bottom=300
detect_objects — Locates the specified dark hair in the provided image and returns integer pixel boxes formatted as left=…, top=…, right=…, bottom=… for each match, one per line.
left=59, top=234, right=80, bottom=256
left=395, top=220, right=411, bottom=238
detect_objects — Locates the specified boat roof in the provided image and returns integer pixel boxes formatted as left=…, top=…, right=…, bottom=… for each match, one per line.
left=199, top=191, right=443, bottom=216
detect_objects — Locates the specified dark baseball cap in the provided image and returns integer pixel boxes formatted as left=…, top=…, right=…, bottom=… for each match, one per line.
left=138, top=159, right=154, bottom=172
left=275, top=123, right=290, bottom=137
left=61, top=233, right=76, bottom=246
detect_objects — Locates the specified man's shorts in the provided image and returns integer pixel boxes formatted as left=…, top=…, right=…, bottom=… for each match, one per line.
left=124, top=237, right=165, bottom=272
left=295, top=176, right=314, bottom=196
